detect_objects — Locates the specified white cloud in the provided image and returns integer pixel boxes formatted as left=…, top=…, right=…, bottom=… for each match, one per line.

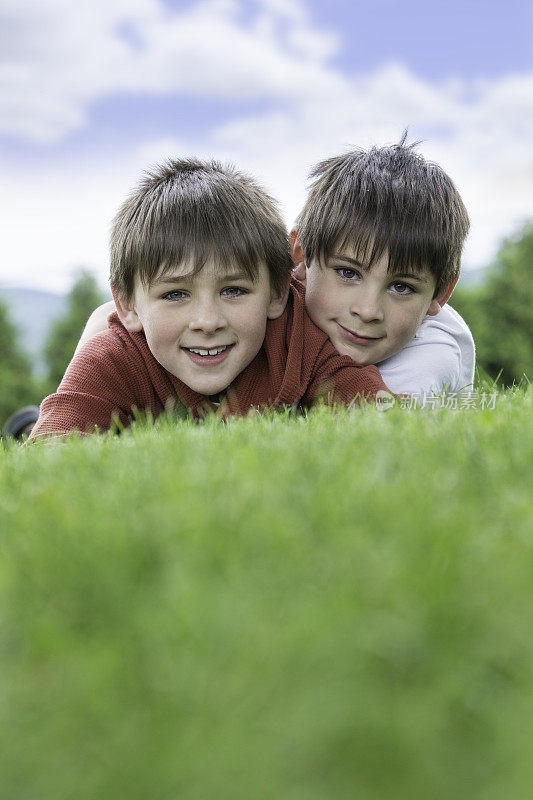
left=0, top=156, right=136, bottom=292
left=0, top=0, right=344, bottom=141
left=0, top=0, right=532, bottom=292
left=208, top=63, right=533, bottom=270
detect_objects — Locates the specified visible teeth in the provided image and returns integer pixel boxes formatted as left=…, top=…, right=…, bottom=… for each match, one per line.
left=188, top=346, right=228, bottom=356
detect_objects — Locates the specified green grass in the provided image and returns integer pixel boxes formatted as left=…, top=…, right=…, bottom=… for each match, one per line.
left=1, top=390, right=533, bottom=799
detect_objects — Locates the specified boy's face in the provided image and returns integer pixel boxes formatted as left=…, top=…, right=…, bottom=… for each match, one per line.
left=115, top=258, right=286, bottom=396
left=299, top=243, right=443, bottom=366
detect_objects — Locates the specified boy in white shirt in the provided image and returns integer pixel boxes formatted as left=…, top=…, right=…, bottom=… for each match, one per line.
left=291, top=135, right=475, bottom=395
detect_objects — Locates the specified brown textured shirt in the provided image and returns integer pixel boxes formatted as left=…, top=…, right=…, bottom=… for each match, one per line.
left=30, top=279, right=389, bottom=439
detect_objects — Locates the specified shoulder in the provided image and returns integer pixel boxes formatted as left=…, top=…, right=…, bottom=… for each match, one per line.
left=285, top=276, right=334, bottom=341
left=263, top=276, right=306, bottom=353
left=378, top=304, right=475, bottom=394
left=416, top=304, right=476, bottom=385
left=62, top=321, right=130, bottom=377
left=417, top=304, right=474, bottom=345
left=267, top=276, right=338, bottom=356
left=59, top=316, right=153, bottom=397
left=289, top=275, right=306, bottom=302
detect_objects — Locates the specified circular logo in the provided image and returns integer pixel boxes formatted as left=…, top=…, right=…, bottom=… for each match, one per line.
left=375, top=390, right=396, bottom=411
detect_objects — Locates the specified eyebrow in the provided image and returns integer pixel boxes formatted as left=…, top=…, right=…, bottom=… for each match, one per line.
left=152, top=270, right=250, bottom=285
left=392, top=272, right=431, bottom=284
left=329, top=254, right=431, bottom=284
left=329, top=253, right=369, bottom=271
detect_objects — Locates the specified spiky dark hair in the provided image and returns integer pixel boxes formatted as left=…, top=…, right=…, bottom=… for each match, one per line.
left=111, top=158, right=292, bottom=299
left=296, top=134, right=470, bottom=296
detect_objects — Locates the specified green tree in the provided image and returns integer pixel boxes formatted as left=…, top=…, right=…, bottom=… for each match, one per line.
left=43, top=270, right=105, bottom=392
left=0, top=300, right=40, bottom=427
left=452, top=221, right=533, bottom=385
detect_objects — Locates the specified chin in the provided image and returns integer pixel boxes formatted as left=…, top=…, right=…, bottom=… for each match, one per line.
left=353, top=355, right=373, bottom=367
left=334, top=343, right=354, bottom=359
left=337, top=345, right=368, bottom=365
left=192, top=381, right=228, bottom=396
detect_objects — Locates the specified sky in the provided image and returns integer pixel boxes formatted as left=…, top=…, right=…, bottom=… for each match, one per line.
left=1, top=0, right=532, bottom=293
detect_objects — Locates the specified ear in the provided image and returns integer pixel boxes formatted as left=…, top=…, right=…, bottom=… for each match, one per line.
left=292, top=260, right=307, bottom=283
left=267, top=281, right=290, bottom=320
left=290, top=228, right=304, bottom=268
left=290, top=228, right=307, bottom=283
left=426, top=275, right=459, bottom=317
left=112, top=286, right=144, bottom=332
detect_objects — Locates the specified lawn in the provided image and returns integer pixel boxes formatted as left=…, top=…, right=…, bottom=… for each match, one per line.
left=1, top=391, right=533, bottom=799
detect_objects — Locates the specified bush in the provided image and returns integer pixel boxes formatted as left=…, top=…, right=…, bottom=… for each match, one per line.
left=453, top=221, right=533, bottom=385
left=43, top=270, right=105, bottom=393
left=0, top=300, right=40, bottom=428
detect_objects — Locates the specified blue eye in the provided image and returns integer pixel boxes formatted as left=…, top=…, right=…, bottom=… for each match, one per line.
left=222, top=286, right=247, bottom=297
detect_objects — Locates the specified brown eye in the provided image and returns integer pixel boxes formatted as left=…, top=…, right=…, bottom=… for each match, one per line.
left=390, top=283, right=414, bottom=295
left=335, top=268, right=359, bottom=281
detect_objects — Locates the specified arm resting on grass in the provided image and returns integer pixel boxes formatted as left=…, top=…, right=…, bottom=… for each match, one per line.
left=29, top=330, right=155, bottom=440
left=267, top=278, right=393, bottom=410
left=294, top=289, right=391, bottom=407
left=304, top=338, right=392, bottom=408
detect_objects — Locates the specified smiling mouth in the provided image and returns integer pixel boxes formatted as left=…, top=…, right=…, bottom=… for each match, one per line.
left=182, top=344, right=235, bottom=365
left=185, top=345, right=230, bottom=357
left=337, top=323, right=382, bottom=343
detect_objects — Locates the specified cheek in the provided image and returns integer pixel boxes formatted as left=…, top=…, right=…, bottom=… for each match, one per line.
left=306, top=279, right=332, bottom=320
left=232, top=302, right=268, bottom=346
left=392, top=305, right=427, bottom=343
left=144, top=310, right=183, bottom=345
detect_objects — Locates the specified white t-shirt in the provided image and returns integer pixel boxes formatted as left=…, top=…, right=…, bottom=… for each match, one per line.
left=377, top=304, right=475, bottom=395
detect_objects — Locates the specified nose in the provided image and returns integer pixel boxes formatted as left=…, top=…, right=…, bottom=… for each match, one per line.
left=349, top=287, right=384, bottom=323
left=188, top=297, right=228, bottom=334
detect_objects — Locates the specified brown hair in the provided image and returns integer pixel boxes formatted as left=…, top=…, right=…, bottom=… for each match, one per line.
left=296, top=134, right=470, bottom=296
left=110, top=158, right=293, bottom=300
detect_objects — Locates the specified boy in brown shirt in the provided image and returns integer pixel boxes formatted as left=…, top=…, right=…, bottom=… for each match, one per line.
left=30, top=158, right=389, bottom=439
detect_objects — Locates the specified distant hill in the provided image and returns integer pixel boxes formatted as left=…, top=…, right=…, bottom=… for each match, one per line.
left=0, top=288, right=67, bottom=375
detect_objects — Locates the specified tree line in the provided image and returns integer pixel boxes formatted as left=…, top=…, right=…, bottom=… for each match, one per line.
left=1, top=221, right=532, bottom=428
left=451, top=221, right=533, bottom=387
left=0, top=270, right=104, bottom=428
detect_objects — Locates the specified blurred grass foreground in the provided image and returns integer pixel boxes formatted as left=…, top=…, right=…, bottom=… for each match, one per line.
left=2, top=392, right=533, bottom=799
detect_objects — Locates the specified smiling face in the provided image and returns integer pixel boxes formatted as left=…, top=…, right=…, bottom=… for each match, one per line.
left=301, top=244, right=442, bottom=366
left=113, top=257, right=287, bottom=396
